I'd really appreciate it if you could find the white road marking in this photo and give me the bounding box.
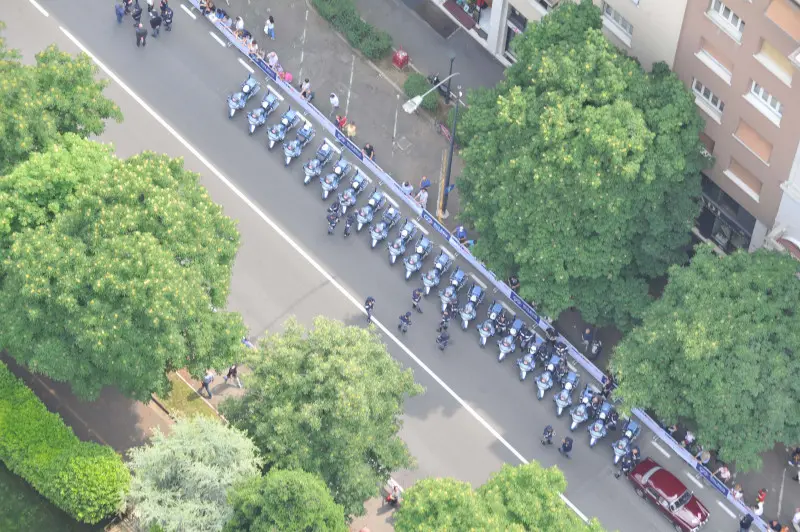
[441,247,455,259]
[237,58,254,74]
[778,467,786,517]
[323,138,341,154]
[412,220,428,236]
[180,4,196,19]
[297,10,308,83]
[685,472,704,488]
[57,24,588,522]
[385,194,399,209]
[500,301,515,314]
[470,274,487,289]
[716,500,737,519]
[28,0,49,17]
[266,84,284,101]
[209,31,226,47]
[651,440,672,458]
[345,55,355,116]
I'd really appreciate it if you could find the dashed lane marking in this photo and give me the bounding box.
[180,4,196,19]
[209,31,226,47]
[237,57,254,74]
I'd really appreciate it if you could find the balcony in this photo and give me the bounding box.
[766,0,800,42]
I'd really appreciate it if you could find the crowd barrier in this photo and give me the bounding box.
[192,4,764,527]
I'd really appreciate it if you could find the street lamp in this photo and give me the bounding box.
[441,86,462,219]
[445,52,456,104]
[401,73,460,114]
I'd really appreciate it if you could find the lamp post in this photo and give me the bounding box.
[441,86,462,218]
[445,52,456,104]
[401,73,460,114]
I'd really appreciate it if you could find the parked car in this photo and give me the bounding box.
[628,457,710,532]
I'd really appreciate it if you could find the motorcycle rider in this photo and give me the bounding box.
[614,451,635,479]
[162,5,173,30]
[343,212,356,237]
[495,311,508,335]
[411,288,423,313]
[607,410,619,431]
[518,324,533,350]
[436,330,450,350]
[397,312,412,334]
[541,425,555,446]
[364,296,375,323]
[437,309,451,333]
[326,212,339,235]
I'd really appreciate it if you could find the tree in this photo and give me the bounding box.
[611,245,800,471]
[127,416,262,532]
[395,463,604,531]
[0,135,246,400]
[220,317,423,517]
[457,0,706,329]
[0,27,121,175]
[225,469,347,532]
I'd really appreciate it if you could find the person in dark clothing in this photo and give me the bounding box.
[615,452,634,479]
[123,0,133,14]
[436,331,450,350]
[135,23,148,47]
[397,312,412,334]
[131,2,143,26]
[343,212,356,237]
[558,437,573,458]
[437,309,450,333]
[541,425,554,445]
[602,373,616,398]
[411,288,423,313]
[507,275,520,293]
[767,520,782,531]
[364,297,375,323]
[326,213,339,235]
[115,2,126,23]
[162,6,173,30]
[738,513,753,532]
[150,12,162,37]
[159,0,169,14]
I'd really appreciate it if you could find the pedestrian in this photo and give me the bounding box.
[454,225,467,244]
[436,330,450,350]
[329,93,339,117]
[507,275,520,293]
[754,501,765,517]
[159,0,168,14]
[241,337,255,349]
[756,488,768,506]
[146,0,154,12]
[135,22,148,47]
[614,451,634,479]
[695,448,711,470]
[300,78,312,99]
[682,429,696,449]
[400,181,413,195]
[414,187,429,209]
[437,309,450,333]
[581,326,594,352]
[123,0,133,14]
[602,373,616,398]
[789,447,800,467]
[364,296,375,323]
[713,464,732,486]
[132,1,143,26]
[234,15,244,32]
[731,483,744,502]
[198,369,214,398]
[162,6,173,30]
[344,121,357,139]
[335,115,347,130]
[363,143,375,161]
[150,11,162,37]
[541,425,554,445]
[223,364,242,388]
[768,520,782,531]
[792,508,800,532]
[411,288,423,313]
[397,312,412,334]
[739,513,754,532]
[419,176,431,191]
[115,2,126,23]
[558,436,573,459]
[264,15,275,40]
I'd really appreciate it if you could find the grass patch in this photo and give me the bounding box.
[157,373,217,420]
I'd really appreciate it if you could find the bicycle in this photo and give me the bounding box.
[434,121,458,149]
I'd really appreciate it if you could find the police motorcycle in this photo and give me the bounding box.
[283,123,315,166]
[247,91,280,134]
[369,207,401,249]
[303,142,335,182]
[516,352,535,381]
[268,108,302,149]
[497,317,524,362]
[355,189,386,232]
[588,402,614,448]
[459,284,484,330]
[553,371,579,417]
[612,419,641,464]
[569,385,595,431]
[335,169,366,208]
[518,324,535,352]
[536,355,563,400]
[227,75,260,119]
[439,268,466,313]
[477,301,503,348]
[317,156,353,194]
[388,220,417,265]
[421,251,452,296]
[403,236,432,280]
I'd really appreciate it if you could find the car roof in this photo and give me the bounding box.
[635,458,687,501]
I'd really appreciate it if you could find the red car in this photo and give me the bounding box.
[628,457,710,531]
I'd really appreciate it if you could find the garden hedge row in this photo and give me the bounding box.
[311,0,393,60]
[0,361,130,524]
[403,73,440,113]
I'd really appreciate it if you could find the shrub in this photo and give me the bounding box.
[360,28,392,60]
[312,0,394,60]
[404,73,439,113]
[0,361,129,523]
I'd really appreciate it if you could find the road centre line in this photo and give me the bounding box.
[56,25,589,523]
[237,57,254,74]
[180,3,197,19]
[209,31,226,47]
[29,0,49,17]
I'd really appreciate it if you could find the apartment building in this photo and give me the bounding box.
[673,0,800,253]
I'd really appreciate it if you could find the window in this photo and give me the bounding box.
[602,2,634,40]
[708,0,745,40]
[733,120,773,164]
[754,40,793,86]
[692,78,725,121]
[696,38,733,84]
[750,81,783,117]
[724,159,762,201]
[765,0,800,41]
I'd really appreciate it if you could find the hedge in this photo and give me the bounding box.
[403,73,440,113]
[311,0,393,60]
[0,360,130,524]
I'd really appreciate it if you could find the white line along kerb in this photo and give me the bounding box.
[29,0,49,17]
[56,24,590,523]
[180,3,197,19]
[237,58,254,74]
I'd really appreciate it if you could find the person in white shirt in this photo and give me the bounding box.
[329,93,339,117]
[792,507,800,532]
[234,16,244,32]
[414,188,428,209]
[400,181,413,195]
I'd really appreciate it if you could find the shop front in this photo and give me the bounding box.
[694,175,756,254]
[504,6,528,62]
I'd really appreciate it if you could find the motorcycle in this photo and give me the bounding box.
[449,268,467,292]
[460,285,484,329]
[403,236,432,280]
[267,108,302,149]
[355,189,386,232]
[247,91,280,134]
[477,319,495,348]
[438,285,458,314]
[612,420,641,464]
[497,334,516,362]
[388,220,417,265]
[569,385,595,431]
[227,75,261,119]
[369,207,400,249]
[422,251,452,295]
[303,142,336,181]
[536,355,562,400]
[330,158,354,180]
[336,170,367,211]
[518,325,535,352]
[588,418,609,448]
[553,371,579,417]
[283,123,315,166]
[516,352,535,381]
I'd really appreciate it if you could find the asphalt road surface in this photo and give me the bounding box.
[5,2,744,530]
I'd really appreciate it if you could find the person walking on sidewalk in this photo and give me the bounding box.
[199,369,214,398]
[328,93,339,118]
[146,0,154,13]
[135,23,148,47]
[150,11,162,37]
[264,15,275,40]
[397,312,412,334]
[581,326,594,353]
[223,364,242,388]
[364,296,375,323]
[411,288,423,313]
[115,2,126,23]
[162,6,173,31]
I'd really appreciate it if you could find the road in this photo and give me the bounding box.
[5,2,743,530]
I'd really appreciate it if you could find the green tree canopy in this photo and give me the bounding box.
[127,416,262,532]
[611,246,800,470]
[0,28,121,175]
[395,463,604,531]
[0,135,246,400]
[225,469,347,532]
[458,0,706,329]
[220,317,423,517]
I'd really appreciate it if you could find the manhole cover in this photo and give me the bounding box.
[396,137,412,151]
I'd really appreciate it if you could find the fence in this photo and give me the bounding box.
[191,4,764,528]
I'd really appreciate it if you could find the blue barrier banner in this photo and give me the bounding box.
[695,464,730,497]
[420,211,451,240]
[334,129,364,160]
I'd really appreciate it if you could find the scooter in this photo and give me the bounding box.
[422,251,452,296]
[247,91,280,134]
[588,418,608,448]
[477,318,495,348]
[516,352,535,381]
[267,108,302,149]
[227,75,260,119]
[553,371,579,417]
[497,334,516,363]
[283,123,315,166]
[303,141,336,181]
